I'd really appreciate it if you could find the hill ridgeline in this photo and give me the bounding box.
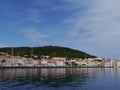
[0,46,96,59]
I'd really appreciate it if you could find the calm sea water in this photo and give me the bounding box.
[0,68,120,90]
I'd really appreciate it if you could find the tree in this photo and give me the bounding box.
[1,59,6,65]
[71,62,78,66]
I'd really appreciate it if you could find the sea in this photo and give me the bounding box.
[0,68,120,90]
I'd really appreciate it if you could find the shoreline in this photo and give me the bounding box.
[0,66,114,69]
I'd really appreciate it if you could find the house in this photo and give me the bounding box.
[104,60,111,67]
[41,58,66,66]
[116,60,120,68]
[2,59,23,66]
[41,59,56,66]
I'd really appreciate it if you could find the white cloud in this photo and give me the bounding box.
[16,9,42,24]
[0,42,8,47]
[65,0,120,58]
[28,9,42,23]
[68,30,79,37]
[20,28,49,43]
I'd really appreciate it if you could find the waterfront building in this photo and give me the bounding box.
[104,60,112,67]
[116,60,120,68]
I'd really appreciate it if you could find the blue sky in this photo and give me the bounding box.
[0,0,120,59]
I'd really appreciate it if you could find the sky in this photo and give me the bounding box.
[0,0,120,59]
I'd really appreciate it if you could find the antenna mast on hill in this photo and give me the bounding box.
[31,47,33,57]
[12,47,14,56]
[11,47,14,59]
[85,53,87,59]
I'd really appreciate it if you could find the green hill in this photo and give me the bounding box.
[0,46,96,59]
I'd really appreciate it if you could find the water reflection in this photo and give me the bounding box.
[0,68,120,90]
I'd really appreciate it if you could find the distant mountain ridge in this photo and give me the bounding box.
[0,46,96,59]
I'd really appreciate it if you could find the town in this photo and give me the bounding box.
[0,52,120,68]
